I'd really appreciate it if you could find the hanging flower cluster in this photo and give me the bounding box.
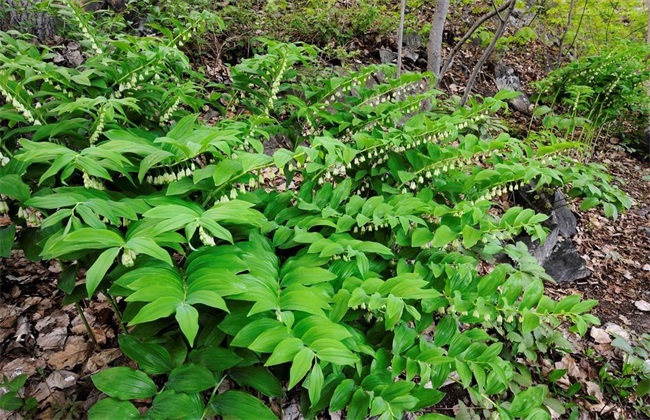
[121,248,138,267]
[82,171,105,190]
[64,0,102,55]
[265,54,288,113]
[89,105,106,145]
[159,98,181,126]
[17,207,41,227]
[0,151,9,166]
[0,78,41,125]
[198,226,215,246]
[146,163,196,186]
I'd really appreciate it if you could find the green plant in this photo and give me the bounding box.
[598,333,650,414]
[497,27,537,51]
[532,43,650,154]
[0,374,38,414]
[0,4,635,419]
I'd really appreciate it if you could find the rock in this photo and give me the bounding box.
[379,49,398,64]
[495,65,531,114]
[52,42,85,68]
[542,240,590,283]
[402,32,423,48]
[522,223,559,264]
[551,190,577,237]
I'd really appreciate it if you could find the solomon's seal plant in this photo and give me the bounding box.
[0,4,634,419]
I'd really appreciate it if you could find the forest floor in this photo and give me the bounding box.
[1,145,648,419]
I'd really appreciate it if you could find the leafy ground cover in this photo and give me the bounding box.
[0,1,649,419]
[1,147,648,418]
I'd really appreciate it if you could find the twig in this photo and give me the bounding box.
[461,0,516,106]
[439,1,510,79]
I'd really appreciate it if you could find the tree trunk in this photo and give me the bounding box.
[426,0,450,78]
[396,0,406,77]
[645,0,650,152]
[1,0,56,42]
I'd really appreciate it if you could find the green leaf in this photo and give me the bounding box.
[347,388,370,420]
[579,197,600,211]
[462,225,482,249]
[118,335,175,375]
[419,414,454,420]
[282,267,337,286]
[509,385,547,417]
[411,227,433,247]
[188,346,242,372]
[129,297,182,325]
[88,398,140,420]
[289,347,314,389]
[0,224,16,258]
[86,247,120,297]
[307,362,324,406]
[92,367,157,400]
[520,280,543,310]
[211,390,277,420]
[265,337,305,366]
[213,159,243,186]
[522,310,540,334]
[149,390,203,419]
[0,175,30,201]
[330,379,356,412]
[433,316,457,347]
[175,303,199,347]
[125,237,172,266]
[637,379,650,397]
[432,225,458,248]
[230,366,285,398]
[167,363,216,393]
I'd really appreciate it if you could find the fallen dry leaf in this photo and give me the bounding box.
[47,336,91,370]
[585,381,605,411]
[604,323,630,341]
[634,300,650,312]
[46,370,78,390]
[0,357,46,379]
[85,348,122,373]
[36,327,68,350]
[14,315,30,342]
[590,327,612,344]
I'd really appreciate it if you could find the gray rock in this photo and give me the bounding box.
[379,49,398,64]
[551,190,577,237]
[522,223,559,264]
[403,32,423,49]
[495,65,531,114]
[542,240,590,283]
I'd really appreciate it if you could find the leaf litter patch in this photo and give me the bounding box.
[0,251,124,419]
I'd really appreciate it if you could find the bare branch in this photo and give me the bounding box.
[438,1,510,80]
[461,0,516,106]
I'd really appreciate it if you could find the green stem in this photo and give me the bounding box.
[106,292,128,334]
[201,375,228,420]
[75,301,98,347]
